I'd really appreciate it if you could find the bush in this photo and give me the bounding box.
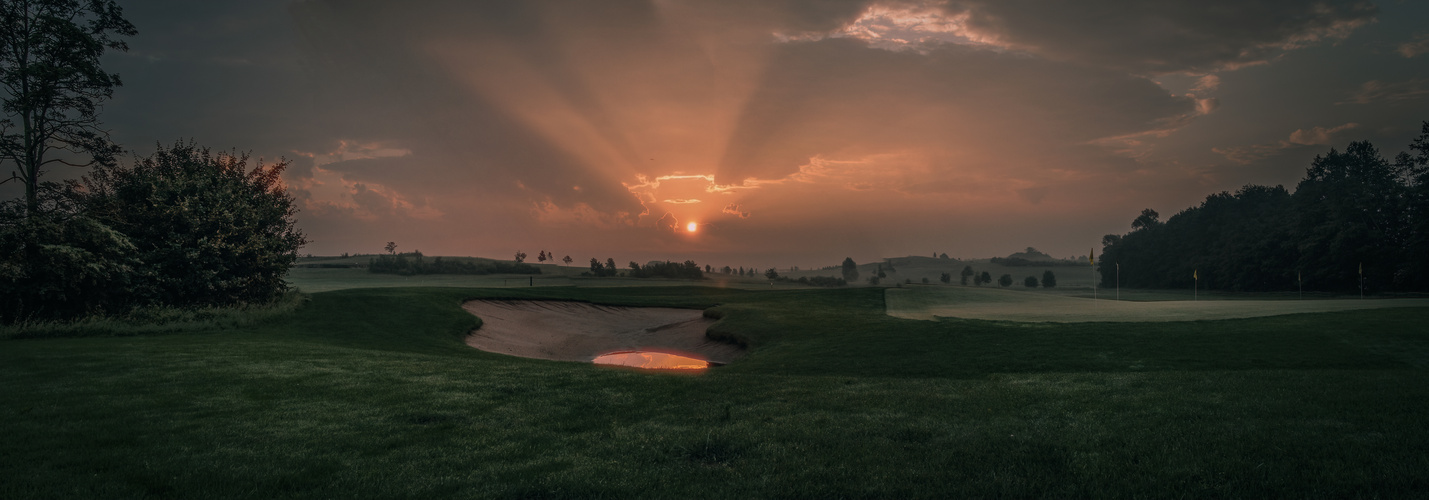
[1042,270,1058,288]
[82,141,307,308]
[0,207,140,322]
[1024,276,1039,287]
[998,274,1013,287]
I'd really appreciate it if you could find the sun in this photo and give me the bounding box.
[686,221,698,232]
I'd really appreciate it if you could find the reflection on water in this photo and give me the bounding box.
[592,351,709,370]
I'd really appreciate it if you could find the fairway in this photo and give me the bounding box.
[886,286,1429,322]
[5,285,1429,497]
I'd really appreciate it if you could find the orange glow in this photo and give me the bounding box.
[686,222,698,232]
[592,351,709,370]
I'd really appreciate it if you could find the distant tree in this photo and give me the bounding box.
[960,265,974,285]
[876,264,886,279]
[562,255,572,266]
[998,274,1013,287]
[589,257,601,274]
[764,268,779,280]
[738,266,745,276]
[514,250,526,263]
[978,271,991,286]
[722,265,732,274]
[1042,270,1057,288]
[1131,208,1161,231]
[1,0,136,218]
[705,264,712,273]
[537,251,547,263]
[605,258,616,272]
[841,257,859,282]
[628,261,640,271]
[921,277,929,284]
[939,272,951,284]
[1024,276,1039,287]
[385,241,397,255]
[939,253,949,260]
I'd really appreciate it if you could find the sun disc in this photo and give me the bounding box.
[686,222,698,232]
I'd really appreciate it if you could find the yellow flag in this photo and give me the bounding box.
[1193,269,1198,280]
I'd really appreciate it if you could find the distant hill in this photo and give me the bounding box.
[1005,247,1057,262]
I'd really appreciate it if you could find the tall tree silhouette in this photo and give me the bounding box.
[0,0,135,216]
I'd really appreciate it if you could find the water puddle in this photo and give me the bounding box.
[592,351,711,370]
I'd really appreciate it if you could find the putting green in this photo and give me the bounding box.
[886,286,1429,322]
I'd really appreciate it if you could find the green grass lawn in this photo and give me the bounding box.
[3,286,1428,497]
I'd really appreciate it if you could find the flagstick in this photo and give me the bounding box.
[1116,263,1119,301]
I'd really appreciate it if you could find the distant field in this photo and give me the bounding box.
[286,266,822,293]
[887,285,1429,322]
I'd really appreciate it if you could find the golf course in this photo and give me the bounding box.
[4,273,1427,498]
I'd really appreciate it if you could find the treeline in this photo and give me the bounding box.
[626,260,703,279]
[1100,122,1429,292]
[368,252,540,276]
[989,257,1082,267]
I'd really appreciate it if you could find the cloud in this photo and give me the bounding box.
[1191,74,1221,93]
[1213,123,1360,164]
[778,0,1377,74]
[1341,78,1429,104]
[723,204,752,218]
[1399,33,1429,58]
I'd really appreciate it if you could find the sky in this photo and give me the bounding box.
[28,0,1429,267]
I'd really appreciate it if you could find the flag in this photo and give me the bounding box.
[1359,262,1362,275]
[1089,248,1094,265]
[1193,269,1197,280]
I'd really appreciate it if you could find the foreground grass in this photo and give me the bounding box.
[3,286,1428,498]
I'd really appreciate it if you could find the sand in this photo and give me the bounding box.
[462,300,743,363]
[886,287,1429,322]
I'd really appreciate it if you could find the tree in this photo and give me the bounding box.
[1131,208,1161,231]
[998,274,1013,287]
[939,253,949,259]
[589,257,601,274]
[960,265,974,285]
[1024,276,1038,287]
[1042,270,1057,288]
[764,268,779,280]
[939,272,951,284]
[876,264,886,279]
[921,277,929,284]
[722,265,731,274]
[605,258,616,272]
[841,257,859,282]
[562,255,572,266]
[82,141,306,307]
[385,241,397,255]
[537,250,547,263]
[628,261,640,271]
[1,0,136,217]
[978,271,991,286]
[513,250,526,263]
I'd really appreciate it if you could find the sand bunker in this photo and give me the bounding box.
[886,287,1429,323]
[462,300,742,364]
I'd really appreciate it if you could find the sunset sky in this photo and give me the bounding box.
[51,0,1429,267]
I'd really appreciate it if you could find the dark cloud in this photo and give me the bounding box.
[940,0,1378,74]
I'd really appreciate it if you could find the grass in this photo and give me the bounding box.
[886,285,1429,322]
[3,285,1428,497]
